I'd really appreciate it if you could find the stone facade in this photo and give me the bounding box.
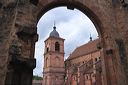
[0,0,128,85]
[42,27,65,85]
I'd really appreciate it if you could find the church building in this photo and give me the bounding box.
[42,25,65,85]
[65,38,103,85]
[42,24,103,85]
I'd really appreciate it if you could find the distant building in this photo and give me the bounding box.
[42,24,103,85]
[65,39,103,85]
[42,25,65,85]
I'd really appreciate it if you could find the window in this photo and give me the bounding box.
[95,58,97,62]
[99,57,101,60]
[46,47,49,52]
[86,76,88,80]
[55,42,60,52]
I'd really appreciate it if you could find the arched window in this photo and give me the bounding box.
[55,42,60,52]
[46,47,49,52]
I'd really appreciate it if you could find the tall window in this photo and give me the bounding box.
[46,47,49,52]
[55,42,60,52]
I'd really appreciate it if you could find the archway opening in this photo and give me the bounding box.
[33,1,105,84]
[34,6,99,76]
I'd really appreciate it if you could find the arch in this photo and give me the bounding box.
[35,1,127,85]
[1,0,127,85]
[37,1,103,37]
[55,42,60,52]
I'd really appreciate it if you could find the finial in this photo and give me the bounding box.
[90,34,92,41]
[53,21,56,30]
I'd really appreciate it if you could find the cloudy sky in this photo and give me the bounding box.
[33,7,98,77]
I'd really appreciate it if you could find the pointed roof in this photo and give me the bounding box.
[67,38,99,60]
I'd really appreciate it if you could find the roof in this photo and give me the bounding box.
[49,26,59,38]
[66,38,100,60]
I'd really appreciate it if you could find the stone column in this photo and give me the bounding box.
[102,34,118,85]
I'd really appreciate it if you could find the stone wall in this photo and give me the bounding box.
[0,0,38,85]
[0,0,18,84]
[0,0,127,85]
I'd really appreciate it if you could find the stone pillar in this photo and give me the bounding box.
[5,27,38,84]
[0,0,18,84]
[4,0,39,84]
[102,35,118,85]
[5,19,38,85]
[5,56,36,85]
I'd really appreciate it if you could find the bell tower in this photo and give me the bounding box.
[43,24,65,85]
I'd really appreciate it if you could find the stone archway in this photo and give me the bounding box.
[0,0,128,85]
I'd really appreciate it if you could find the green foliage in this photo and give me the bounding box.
[33,75,43,80]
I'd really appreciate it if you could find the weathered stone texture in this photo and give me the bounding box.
[36,0,128,85]
[0,0,18,84]
[0,0,128,85]
[0,0,38,85]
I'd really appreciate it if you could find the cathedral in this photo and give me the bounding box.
[42,25,103,85]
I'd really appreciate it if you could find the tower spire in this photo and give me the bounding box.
[90,34,92,41]
[53,21,56,30]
